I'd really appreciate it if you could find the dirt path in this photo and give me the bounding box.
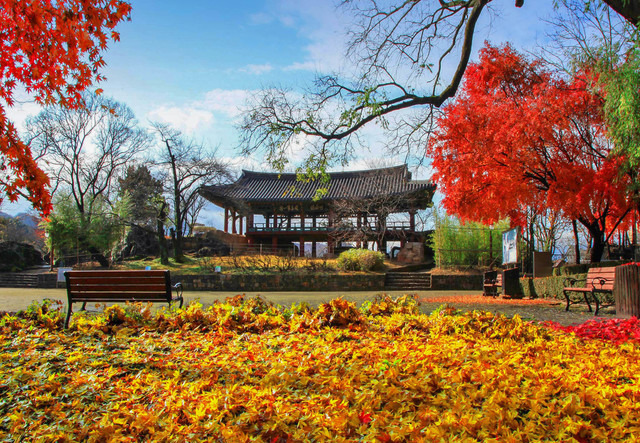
[0,288,613,326]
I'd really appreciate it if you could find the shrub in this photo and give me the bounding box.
[553,261,623,276]
[336,248,385,271]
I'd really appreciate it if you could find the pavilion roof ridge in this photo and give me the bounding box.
[239,164,409,179]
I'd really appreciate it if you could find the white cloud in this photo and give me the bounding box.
[147,106,214,134]
[247,1,350,74]
[200,89,252,118]
[250,12,273,25]
[5,100,42,132]
[240,63,274,75]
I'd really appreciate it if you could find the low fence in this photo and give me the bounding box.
[0,271,485,292]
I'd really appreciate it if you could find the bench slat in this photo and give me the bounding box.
[65,270,168,277]
[67,276,167,284]
[68,284,168,292]
[69,292,171,299]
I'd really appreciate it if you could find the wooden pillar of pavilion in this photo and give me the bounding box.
[231,211,237,234]
[299,237,305,257]
[357,213,362,248]
[312,242,317,258]
[224,208,229,233]
[239,216,243,235]
[247,213,254,230]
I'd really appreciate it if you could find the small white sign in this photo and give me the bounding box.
[502,228,520,265]
[57,268,73,282]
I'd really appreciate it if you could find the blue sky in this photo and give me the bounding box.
[4,0,558,226]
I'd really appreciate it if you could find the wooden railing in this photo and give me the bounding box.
[247,221,414,233]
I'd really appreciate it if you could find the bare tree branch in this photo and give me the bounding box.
[240,0,489,170]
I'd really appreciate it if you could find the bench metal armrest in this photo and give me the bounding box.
[591,277,612,290]
[563,277,585,287]
[173,282,184,308]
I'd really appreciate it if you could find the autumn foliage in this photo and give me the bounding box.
[1,296,640,441]
[0,0,131,214]
[427,44,632,261]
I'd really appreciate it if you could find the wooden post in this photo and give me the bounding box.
[614,264,640,318]
[224,208,229,233]
[247,213,254,230]
[272,236,278,254]
[409,210,416,231]
[239,216,243,235]
[231,211,237,234]
[299,237,305,257]
[312,241,317,258]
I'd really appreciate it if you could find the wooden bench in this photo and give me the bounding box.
[563,267,616,315]
[64,270,183,328]
[483,271,502,297]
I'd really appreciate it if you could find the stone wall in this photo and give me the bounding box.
[431,274,483,291]
[175,273,386,292]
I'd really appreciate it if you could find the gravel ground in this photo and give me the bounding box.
[0,288,615,326]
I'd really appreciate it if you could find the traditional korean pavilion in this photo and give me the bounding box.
[199,165,435,256]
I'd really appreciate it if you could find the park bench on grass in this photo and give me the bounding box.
[483,271,502,297]
[64,270,183,328]
[563,267,616,315]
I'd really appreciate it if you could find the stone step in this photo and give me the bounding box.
[384,272,432,290]
[0,273,40,288]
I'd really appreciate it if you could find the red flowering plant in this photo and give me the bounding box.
[545,317,640,344]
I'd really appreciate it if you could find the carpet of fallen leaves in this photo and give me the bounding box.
[419,295,556,305]
[1,295,640,442]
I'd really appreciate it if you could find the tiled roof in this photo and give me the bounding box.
[200,165,435,205]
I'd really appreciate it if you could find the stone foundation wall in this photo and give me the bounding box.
[431,274,483,291]
[175,273,386,292]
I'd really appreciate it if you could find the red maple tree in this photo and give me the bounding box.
[0,0,131,215]
[427,43,632,262]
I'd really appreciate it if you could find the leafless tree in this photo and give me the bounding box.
[152,123,232,262]
[240,0,640,172]
[26,93,150,216]
[541,0,635,73]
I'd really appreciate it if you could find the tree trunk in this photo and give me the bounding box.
[156,201,169,265]
[586,222,606,263]
[572,220,580,264]
[170,150,185,263]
